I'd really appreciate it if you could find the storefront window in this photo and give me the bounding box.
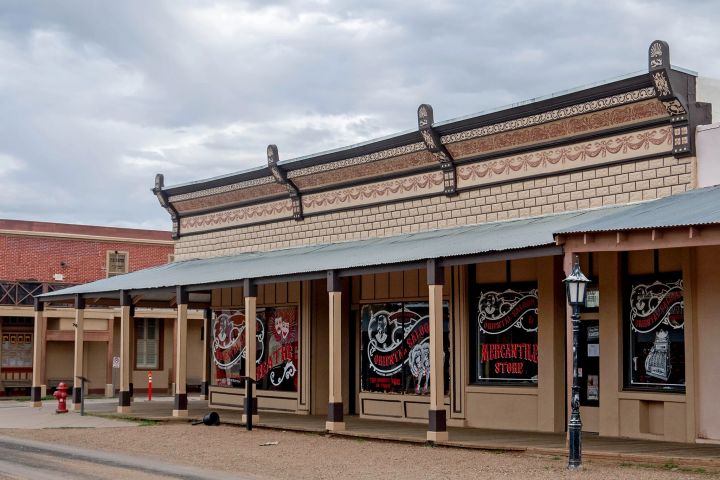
[212,306,299,391]
[360,302,449,395]
[625,275,685,391]
[470,283,539,385]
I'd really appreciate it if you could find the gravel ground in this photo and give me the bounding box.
[4,424,717,479]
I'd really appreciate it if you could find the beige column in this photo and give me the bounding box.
[242,280,259,424]
[201,307,212,401]
[173,287,189,417]
[31,299,45,407]
[326,270,344,431]
[118,291,132,413]
[72,295,85,411]
[426,260,447,442]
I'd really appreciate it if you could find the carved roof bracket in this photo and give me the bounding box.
[648,40,700,157]
[153,173,180,239]
[418,104,457,196]
[267,145,304,220]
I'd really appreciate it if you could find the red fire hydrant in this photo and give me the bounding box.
[53,382,69,414]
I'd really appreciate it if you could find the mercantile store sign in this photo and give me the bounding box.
[35,41,720,445]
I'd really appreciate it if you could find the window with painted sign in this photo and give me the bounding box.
[625,274,685,391]
[470,283,539,385]
[360,302,449,395]
[212,306,298,392]
[1,330,33,368]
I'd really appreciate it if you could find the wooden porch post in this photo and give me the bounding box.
[326,270,345,431]
[72,295,85,410]
[118,291,133,413]
[173,286,189,417]
[31,298,45,407]
[105,316,114,397]
[201,307,212,401]
[242,279,259,424]
[427,259,448,442]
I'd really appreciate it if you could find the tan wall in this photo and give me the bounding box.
[45,342,73,383]
[597,249,691,442]
[695,246,720,441]
[464,257,565,432]
[175,156,692,260]
[84,341,107,392]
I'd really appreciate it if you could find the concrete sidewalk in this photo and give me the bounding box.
[0,401,138,429]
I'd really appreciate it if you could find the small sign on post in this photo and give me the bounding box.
[112,356,121,369]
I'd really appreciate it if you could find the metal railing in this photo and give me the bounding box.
[0,281,75,306]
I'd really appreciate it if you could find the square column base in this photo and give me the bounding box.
[326,421,346,432]
[172,409,188,417]
[40,385,47,397]
[117,405,132,414]
[32,401,43,408]
[200,395,208,401]
[72,403,82,411]
[241,414,260,424]
[105,384,114,397]
[426,431,448,442]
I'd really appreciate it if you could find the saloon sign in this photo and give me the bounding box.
[477,287,538,334]
[629,279,684,333]
[366,307,431,393]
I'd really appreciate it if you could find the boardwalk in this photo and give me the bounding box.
[78,396,720,468]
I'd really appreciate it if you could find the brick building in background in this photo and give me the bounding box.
[0,220,174,395]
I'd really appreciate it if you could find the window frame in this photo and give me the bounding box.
[469,281,540,387]
[622,272,685,393]
[106,250,129,278]
[134,318,164,371]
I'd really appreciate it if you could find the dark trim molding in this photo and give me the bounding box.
[327,402,343,422]
[174,393,188,411]
[119,390,131,407]
[428,409,447,432]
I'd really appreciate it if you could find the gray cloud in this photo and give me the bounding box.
[0,0,718,229]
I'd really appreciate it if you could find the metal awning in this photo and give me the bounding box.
[39,184,720,301]
[555,185,720,234]
[38,206,623,300]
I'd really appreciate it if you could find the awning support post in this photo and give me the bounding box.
[326,270,345,432]
[201,307,212,401]
[118,291,133,413]
[31,299,45,407]
[72,295,86,411]
[426,259,448,442]
[172,286,189,417]
[242,279,259,425]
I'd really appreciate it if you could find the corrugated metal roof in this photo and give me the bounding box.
[39,206,621,298]
[555,185,720,234]
[40,185,720,299]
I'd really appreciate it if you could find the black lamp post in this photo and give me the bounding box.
[563,256,590,470]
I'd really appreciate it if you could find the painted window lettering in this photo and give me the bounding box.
[212,306,298,392]
[626,276,685,390]
[360,302,449,395]
[472,284,539,385]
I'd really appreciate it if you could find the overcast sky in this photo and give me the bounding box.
[1,1,719,230]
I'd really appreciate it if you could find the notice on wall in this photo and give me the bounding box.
[586,374,599,401]
[1,333,33,368]
[587,343,599,358]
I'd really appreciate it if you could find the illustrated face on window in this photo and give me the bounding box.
[273,316,289,340]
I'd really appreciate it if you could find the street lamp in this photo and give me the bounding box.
[563,256,590,470]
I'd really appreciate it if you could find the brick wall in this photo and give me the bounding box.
[0,235,173,283]
[175,155,694,260]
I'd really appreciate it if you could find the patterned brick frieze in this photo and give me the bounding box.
[180,198,293,234]
[445,99,667,160]
[292,150,436,190]
[440,87,656,144]
[174,155,693,261]
[173,182,286,214]
[456,126,672,189]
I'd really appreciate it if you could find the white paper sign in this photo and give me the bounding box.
[587,343,600,358]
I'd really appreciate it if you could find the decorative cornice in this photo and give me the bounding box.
[267,145,303,220]
[286,142,427,179]
[441,87,656,145]
[648,40,691,157]
[168,176,275,203]
[418,104,457,196]
[153,174,180,239]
